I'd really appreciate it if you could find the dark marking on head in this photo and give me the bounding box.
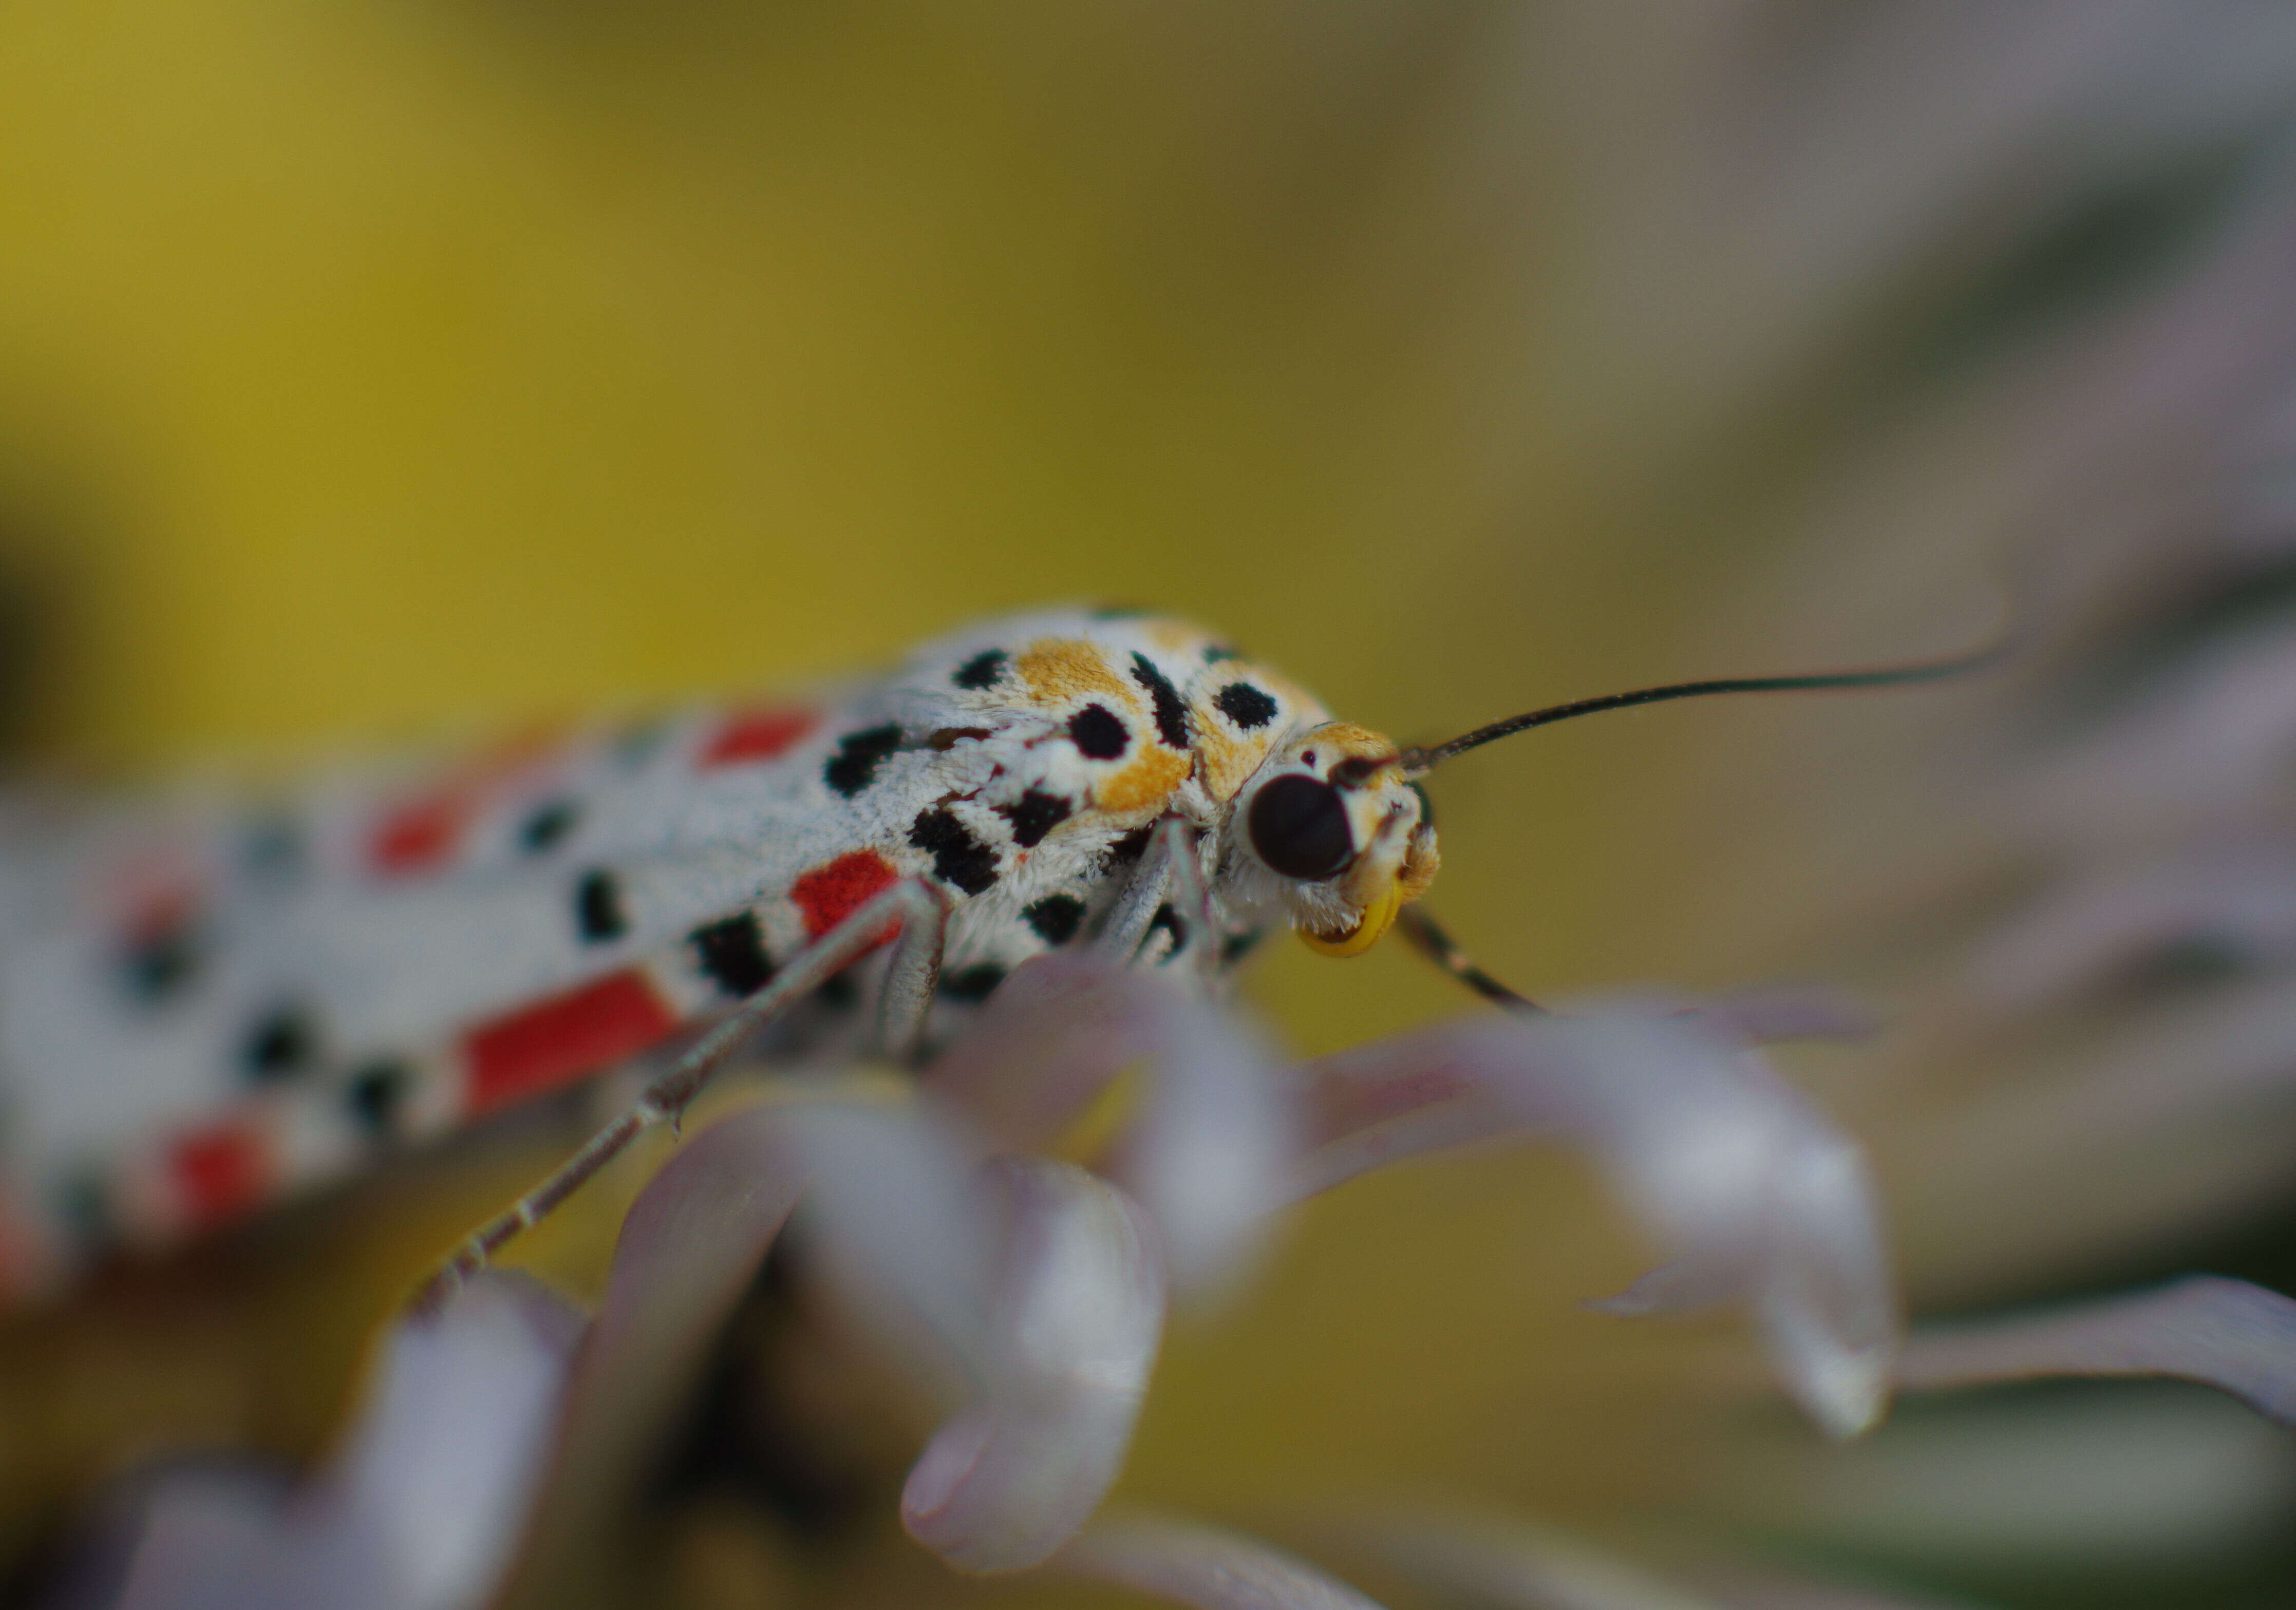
[998,788,1072,848]
[824,724,905,797]
[689,912,774,999]
[1100,824,1156,871]
[520,799,580,855]
[1331,755,1387,788]
[910,808,1000,895]
[576,869,629,943]
[1406,780,1435,826]
[243,1007,317,1082]
[1024,894,1086,946]
[1068,704,1130,761]
[1215,683,1278,730]
[952,649,1008,690]
[348,1060,411,1138]
[939,963,1007,1001]
[1130,653,1192,749]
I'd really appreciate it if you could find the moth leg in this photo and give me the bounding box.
[874,882,951,1064]
[1096,815,1196,963]
[412,876,947,1311]
[1156,817,1220,979]
[1395,904,1547,1014]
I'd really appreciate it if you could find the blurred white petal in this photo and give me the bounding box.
[110,1273,582,1610]
[1897,1275,2296,1422]
[1286,1013,1898,1437]
[789,1101,998,1394]
[1054,1510,1386,1610]
[901,1159,1164,1573]
[926,952,1294,1300]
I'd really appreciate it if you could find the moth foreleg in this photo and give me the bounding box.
[411,875,947,1312]
[1097,815,1202,965]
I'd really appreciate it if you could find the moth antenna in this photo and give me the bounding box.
[1398,600,2017,778]
[1397,905,1547,1014]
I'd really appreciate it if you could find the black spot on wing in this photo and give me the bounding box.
[243,1007,317,1082]
[239,813,303,881]
[824,724,904,797]
[689,912,774,998]
[576,869,628,943]
[1024,894,1085,946]
[1130,653,1192,749]
[348,1060,412,1138]
[998,788,1071,848]
[519,799,580,854]
[120,925,200,1004]
[1203,643,1240,664]
[1068,704,1130,761]
[910,808,1000,895]
[938,963,1007,1001]
[1215,683,1278,730]
[952,649,1008,690]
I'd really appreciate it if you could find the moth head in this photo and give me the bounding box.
[1235,723,1440,958]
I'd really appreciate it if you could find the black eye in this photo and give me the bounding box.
[1248,774,1354,881]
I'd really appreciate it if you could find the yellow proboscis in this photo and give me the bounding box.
[1297,879,1404,958]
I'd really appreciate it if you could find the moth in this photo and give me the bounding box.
[0,606,1989,1303]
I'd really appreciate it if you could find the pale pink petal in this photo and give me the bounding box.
[926,952,1293,1299]
[901,1159,1164,1573]
[1964,849,2296,1013]
[786,1101,998,1397]
[1117,992,1293,1298]
[108,1272,582,1610]
[1285,1014,1898,1436]
[1897,1275,2296,1422]
[502,1108,812,1605]
[319,1274,582,1610]
[924,953,1165,1149]
[1053,1510,1387,1610]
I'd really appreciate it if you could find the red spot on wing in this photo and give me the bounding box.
[463,971,682,1116]
[790,850,899,941]
[170,1124,271,1228]
[370,795,466,875]
[699,708,818,768]
[368,727,570,877]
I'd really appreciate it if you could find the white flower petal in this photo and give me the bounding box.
[322,1274,584,1610]
[902,1159,1164,1573]
[1119,993,1293,1299]
[788,1101,998,1391]
[1897,1274,2296,1423]
[1053,1510,1387,1610]
[926,951,1294,1300]
[1286,1012,1900,1436]
[108,1273,584,1610]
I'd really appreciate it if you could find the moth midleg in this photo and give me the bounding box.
[1096,813,1188,961]
[1155,816,1220,979]
[412,876,947,1310]
[874,886,951,1065]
